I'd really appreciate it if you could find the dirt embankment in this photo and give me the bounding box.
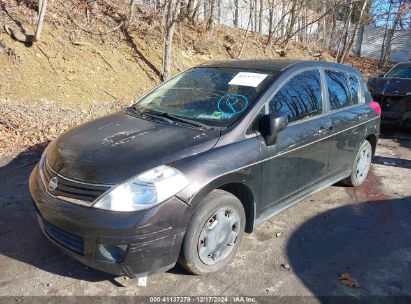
[0,1,387,158]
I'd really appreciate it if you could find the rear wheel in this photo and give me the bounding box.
[344,140,372,187]
[178,189,245,275]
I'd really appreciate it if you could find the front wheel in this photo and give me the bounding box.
[343,139,373,187]
[178,189,245,275]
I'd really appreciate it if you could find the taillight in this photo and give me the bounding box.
[370,101,381,116]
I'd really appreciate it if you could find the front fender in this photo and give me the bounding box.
[170,136,262,228]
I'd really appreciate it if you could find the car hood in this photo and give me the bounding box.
[46,110,221,184]
[367,77,411,97]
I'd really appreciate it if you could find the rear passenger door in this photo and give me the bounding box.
[325,70,367,176]
[259,69,332,214]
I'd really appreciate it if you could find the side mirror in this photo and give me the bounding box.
[377,72,385,77]
[259,111,288,146]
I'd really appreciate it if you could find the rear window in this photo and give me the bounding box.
[325,70,351,110]
[269,69,323,123]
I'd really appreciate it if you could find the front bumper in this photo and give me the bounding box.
[381,111,411,128]
[29,165,192,278]
[376,95,411,128]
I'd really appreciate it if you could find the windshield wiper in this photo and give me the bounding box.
[163,113,211,130]
[134,106,211,130]
[131,106,173,124]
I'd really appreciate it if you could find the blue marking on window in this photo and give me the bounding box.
[217,94,249,115]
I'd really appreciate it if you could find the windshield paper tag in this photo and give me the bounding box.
[228,72,268,87]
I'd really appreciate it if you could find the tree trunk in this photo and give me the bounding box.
[254,0,258,32]
[249,1,254,32]
[163,0,181,81]
[379,0,393,67]
[237,9,253,58]
[266,0,275,45]
[192,0,201,22]
[282,1,298,48]
[128,0,138,28]
[354,25,364,56]
[258,0,263,34]
[34,0,47,41]
[163,22,175,81]
[340,0,368,63]
[381,0,403,66]
[206,0,216,32]
[234,0,239,27]
[335,2,353,63]
[217,0,221,23]
[328,10,336,49]
[186,0,198,21]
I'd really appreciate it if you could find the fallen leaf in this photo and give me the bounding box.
[339,273,360,288]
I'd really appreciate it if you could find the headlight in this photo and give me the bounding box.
[93,165,189,211]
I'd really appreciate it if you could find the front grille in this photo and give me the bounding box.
[42,161,110,204]
[43,220,85,255]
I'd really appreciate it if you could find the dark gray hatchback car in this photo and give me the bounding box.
[29,59,381,278]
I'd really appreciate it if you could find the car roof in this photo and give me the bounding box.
[197,59,359,73]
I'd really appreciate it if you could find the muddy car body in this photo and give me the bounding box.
[30,59,381,278]
[367,61,411,128]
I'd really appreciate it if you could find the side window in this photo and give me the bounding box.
[326,70,351,110]
[269,70,323,123]
[349,74,359,105]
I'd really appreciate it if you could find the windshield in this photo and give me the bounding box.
[134,67,277,128]
[385,65,411,79]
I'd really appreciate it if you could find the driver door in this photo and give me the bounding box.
[258,69,332,217]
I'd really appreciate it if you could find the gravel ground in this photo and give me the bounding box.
[0,126,410,301]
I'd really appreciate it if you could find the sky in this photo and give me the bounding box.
[371,0,410,29]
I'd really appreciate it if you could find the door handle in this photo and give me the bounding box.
[318,126,334,135]
[358,113,368,120]
[318,126,328,135]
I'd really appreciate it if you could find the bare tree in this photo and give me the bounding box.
[266,0,276,45]
[254,0,258,32]
[380,0,405,67]
[266,0,291,49]
[237,7,253,58]
[339,0,369,63]
[234,0,239,27]
[282,1,300,49]
[206,0,217,32]
[258,0,263,33]
[163,0,182,81]
[5,0,48,42]
[34,0,48,41]
[379,0,394,67]
[335,2,354,62]
[186,0,198,21]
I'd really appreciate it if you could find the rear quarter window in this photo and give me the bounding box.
[349,74,360,105]
[325,70,351,110]
[360,77,373,103]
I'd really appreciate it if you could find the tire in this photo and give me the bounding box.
[343,139,373,187]
[178,189,246,275]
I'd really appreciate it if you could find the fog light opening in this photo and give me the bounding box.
[96,243,128,263]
